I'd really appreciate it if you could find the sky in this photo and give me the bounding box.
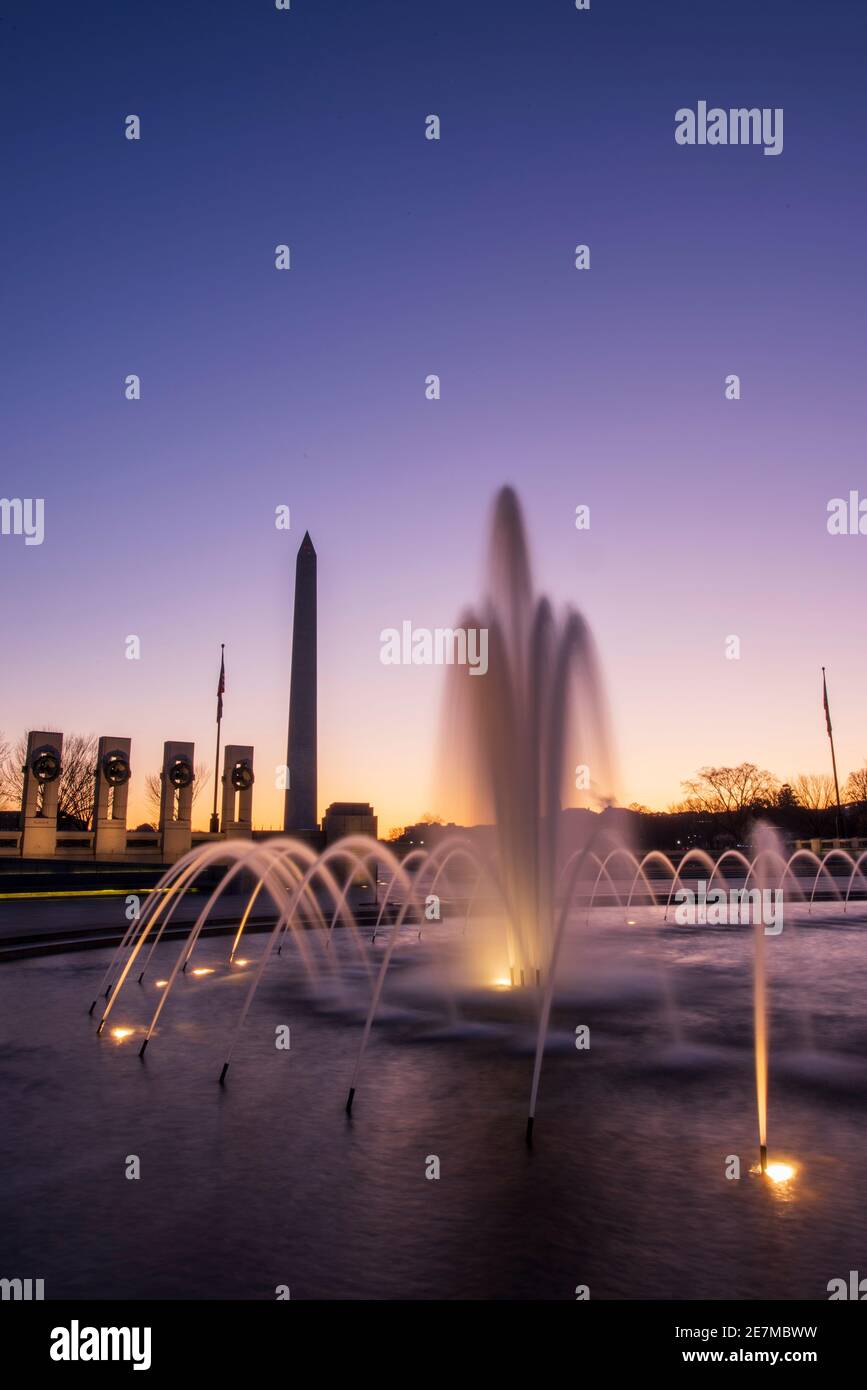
[1,0,866,833]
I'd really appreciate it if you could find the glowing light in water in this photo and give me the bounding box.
[233,959,249,967]
[110,1027,134,1041]
[155,980,168,988]
[765,1162,795,1184]
[492,976,512,989]
[191,967,214,977]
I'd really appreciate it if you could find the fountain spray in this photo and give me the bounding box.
[752,826,775,1176]
[755,910,768,1172]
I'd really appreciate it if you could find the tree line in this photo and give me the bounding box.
[628,762,867,843]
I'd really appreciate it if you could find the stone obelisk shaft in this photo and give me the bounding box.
[283,532,317,832]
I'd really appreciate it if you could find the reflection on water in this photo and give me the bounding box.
[2,913,867,1300]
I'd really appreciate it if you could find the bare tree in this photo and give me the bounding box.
[843,764,867,805]
[790,773,836,811]
[680,764,780,835]
[143,763,211,824]
[0,737,20,812]
[0,731,98,826]
[786,772,837,835]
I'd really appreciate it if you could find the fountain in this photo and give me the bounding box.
[90,488,867,1176]
[435,485,616,987]
[4,485,867,1303]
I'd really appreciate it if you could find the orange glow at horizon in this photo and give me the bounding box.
[5,511,861,843]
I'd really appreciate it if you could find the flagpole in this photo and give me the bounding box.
[210,643,225,834]
[822,666,843,841]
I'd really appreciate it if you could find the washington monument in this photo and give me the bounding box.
[283,531,318,832]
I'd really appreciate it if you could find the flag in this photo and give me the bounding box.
[216,647,226,723]
[822,668,832,738]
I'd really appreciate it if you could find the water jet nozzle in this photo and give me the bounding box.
[219,1062,229,1085]
[525,1116,534,1147]
[345,1087,355,1115]
[760,1144,768,1174]
[138,1038,149,1060]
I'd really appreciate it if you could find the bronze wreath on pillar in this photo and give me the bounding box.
[230,759,254,792]
[29,744,62,784]
[102,750,132,786]
[166,756,194,790]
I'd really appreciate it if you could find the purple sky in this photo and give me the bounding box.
[1,0,865,831]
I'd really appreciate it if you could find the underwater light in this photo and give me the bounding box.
[765,1162,795,1184]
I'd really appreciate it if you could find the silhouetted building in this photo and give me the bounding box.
[323,802,377,844]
